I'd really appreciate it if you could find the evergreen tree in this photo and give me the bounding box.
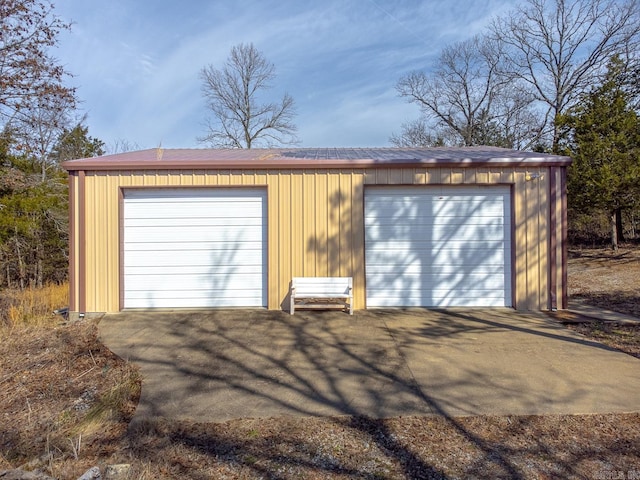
[0,125,104,287]
[559,57,640,249]
[49,124,105,163]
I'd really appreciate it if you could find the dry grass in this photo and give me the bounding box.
[0,282,69,332]
[2,258,640,479]
[0,317,140,479]
[120,413,640,479]
[565,246,640,359]
[568,321,640,359]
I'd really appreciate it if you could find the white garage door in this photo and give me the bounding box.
[365,186,511,307]
[123,188,267,308]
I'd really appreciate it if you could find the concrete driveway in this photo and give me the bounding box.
[98,308,640,422]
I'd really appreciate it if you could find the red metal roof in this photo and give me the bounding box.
[62,146,572,171]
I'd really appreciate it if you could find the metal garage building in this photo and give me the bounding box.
[63,147,571,318]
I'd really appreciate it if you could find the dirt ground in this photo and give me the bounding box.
[563,247,640,360]
[568,246,640,318]
[1,247,640,479]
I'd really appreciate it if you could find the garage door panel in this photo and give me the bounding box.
[125,217,263,228]
[369,288,507,300]
[366,264,506,275]
[124,240,264,252]
[124,225,263,243]
[125,286,261,296]
[124,250,264,267]
[368,217,507,230]
[126,205,262,220]
[127,290,262,308]
[125,195,262,204]
[125,192,261,202]
[125,264,265,275]
[366,210,506,221]
[365,186,511,308]
[366,270,508,286]
[366,199,506,217]
[365,225,504,245]
[123,188,266,308]
[125,296,265,309]
[124,273,265,291]
[127,198,261,207]
[366,248,508,267]
[367,294,506,308]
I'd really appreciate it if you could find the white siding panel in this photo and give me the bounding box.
[365,186,511,307]
[123,188,267,308]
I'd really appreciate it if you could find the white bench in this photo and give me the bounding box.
[290,277,353,315]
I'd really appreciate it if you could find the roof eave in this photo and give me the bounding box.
[62,157,572,172]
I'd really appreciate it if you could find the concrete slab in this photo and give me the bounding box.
[98,308,640,422]
[568,297,640,324]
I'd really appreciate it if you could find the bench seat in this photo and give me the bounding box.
[290,277,353,315]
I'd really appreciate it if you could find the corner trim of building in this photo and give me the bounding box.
[78,170,86,314]
[68,173,77,312]
[560,167,569,309]
[549,167,558,311]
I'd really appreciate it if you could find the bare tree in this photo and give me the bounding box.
[480,85,545,149]
[199,43,298,149]
[396,34,542,149]
[490,0,640,152]
[9,96,75,180]
[108,138,141,154]
[389,118,447,147]
[0,0,76,124]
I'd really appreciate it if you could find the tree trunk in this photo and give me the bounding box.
[14,234,25,289]
[552,111,561,154]
[36,257,43,288]
[615,207,625,243]
[35,231,44,288]
[610,211,619,251]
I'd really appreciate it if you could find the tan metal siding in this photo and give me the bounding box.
[106,174,120,312]
[266,172,279,308]
[536,170,550,309]
[302,171,315,276]
[74,166,557,313]
[291,172,304,285]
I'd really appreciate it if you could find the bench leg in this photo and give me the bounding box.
[290,298,295,315]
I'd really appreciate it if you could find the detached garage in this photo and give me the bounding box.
[63,147,571,318]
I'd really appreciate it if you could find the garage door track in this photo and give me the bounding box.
[98,309,640,422]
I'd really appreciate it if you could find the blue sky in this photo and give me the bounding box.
[55,0,515,150]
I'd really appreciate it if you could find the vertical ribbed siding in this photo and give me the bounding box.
[106,174,120,312]
[277,171,292,307]
[513,171,527,309]
[302,171,315,277]
[76,166,557,313]
[266,172,279,308]
[537,170,550,309]
[83,174,95,311]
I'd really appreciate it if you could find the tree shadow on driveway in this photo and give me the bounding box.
[99,308,640,479]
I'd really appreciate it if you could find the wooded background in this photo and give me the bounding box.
[1,0,639,289]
